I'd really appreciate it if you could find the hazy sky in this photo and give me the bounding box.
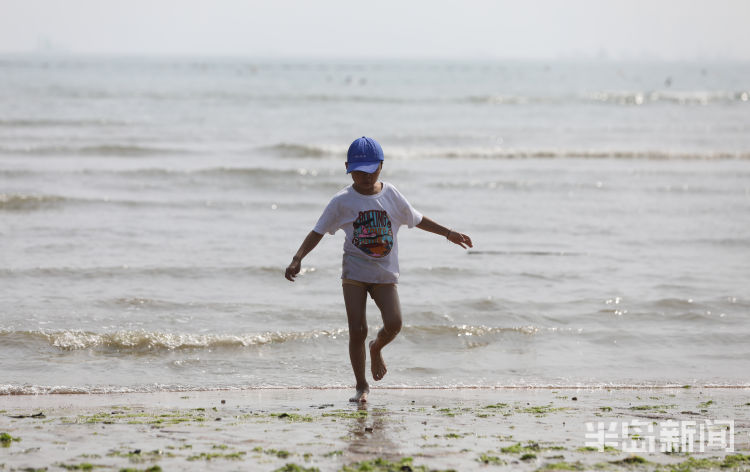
[2,0,749,60]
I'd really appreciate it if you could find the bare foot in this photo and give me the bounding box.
[369,340,387,381]
[349,387,369,403]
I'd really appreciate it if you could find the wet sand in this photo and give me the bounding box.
[1,388,748,471]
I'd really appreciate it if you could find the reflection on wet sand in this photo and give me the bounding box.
[343,402,401,459]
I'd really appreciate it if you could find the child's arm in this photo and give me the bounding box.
[285,230,324,282]
[416,216,473,249]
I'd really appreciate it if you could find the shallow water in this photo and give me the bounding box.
[1,57,749,393]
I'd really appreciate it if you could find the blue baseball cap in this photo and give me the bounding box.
[346,136,384,174]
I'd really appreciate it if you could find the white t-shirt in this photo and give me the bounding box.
[313,182,423,284]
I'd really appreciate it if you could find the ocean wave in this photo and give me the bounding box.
[116,166,314,178]
[0,325,539,353]
[0,264,287,280]
[405,324,539,337]
[0,384,171,395]
[0,144,193,157]
[0,193,69,211]
[8,88,746,106]
[3,382,748,396]
[0,328,348,352]
[0,192,304,212]
[467,250,582,256]
[471,90,750,106]
[0,193,156,212]
[637,296,748,311]
[262,143,750,160]
[262,142,343,158]
[0,118,130,128]
[588,90,750,106]
[690,237,750,247]
[6,86,426,103]
[244,89,750,107]
[264,93,414,104]
[5,141,748,162]
[0,383,361,395]
[3,166,336,181]
[418,148,750,160]
[412,266,472,275]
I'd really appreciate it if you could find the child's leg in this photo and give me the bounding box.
[342,283,369,402]
[369,284,402,381]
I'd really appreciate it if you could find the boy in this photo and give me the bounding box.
[285,136,472,403]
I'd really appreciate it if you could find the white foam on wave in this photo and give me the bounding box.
[3,382,749,396]
[264,142,750,161]
[0,328,348,351]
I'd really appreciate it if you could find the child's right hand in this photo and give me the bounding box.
[285,259,301,282]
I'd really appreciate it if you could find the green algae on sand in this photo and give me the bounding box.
[341,457,455,472]
[273,412,315,422]
[322,409,368,420]
[610,455,648,465]
[273,464,321,472]
[502,441,565,454]
[186,451,246,461]
[477,453,505,465]
[252,446,293,459]
[536,461,584,471]
[656,454,750,471]
[119,466,163,472]
[519,404,568,416]
[1,432,21,446]
[57,463,99,470]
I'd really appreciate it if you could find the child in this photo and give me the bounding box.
[285,136,472,403]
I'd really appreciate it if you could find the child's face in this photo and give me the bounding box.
[346,162,383,193]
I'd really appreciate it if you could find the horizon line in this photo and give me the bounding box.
[1,51,749,64]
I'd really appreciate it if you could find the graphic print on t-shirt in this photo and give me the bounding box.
[352,210,393,258]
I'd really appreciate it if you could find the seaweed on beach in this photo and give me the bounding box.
[7,412,46,419]
[628,405,677,413]
[520,404,568,416]
[273,412,315,422]
[106,449,173,463]
[273,464,320,472]
[322,409,368,419]
[477,453,505,465]
[186,451,246,461]
[610,455,648,465]
[501,442,565,454]
[535,461,584,471]
[650,454,750,472]
[340,457,455,472]
[1,432,21,446]
[252,446,292,458]
[61,409,207,426]
[576,445,618,453]
[57,463,99,470]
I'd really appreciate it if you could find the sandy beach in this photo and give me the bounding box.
[1,387,748,471]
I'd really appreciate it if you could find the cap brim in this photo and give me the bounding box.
[346,161,381,174]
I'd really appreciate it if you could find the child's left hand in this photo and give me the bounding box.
[285,259,301,281]
[447,231,472,249]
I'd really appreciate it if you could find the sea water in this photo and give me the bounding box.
[1,57,749,393]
